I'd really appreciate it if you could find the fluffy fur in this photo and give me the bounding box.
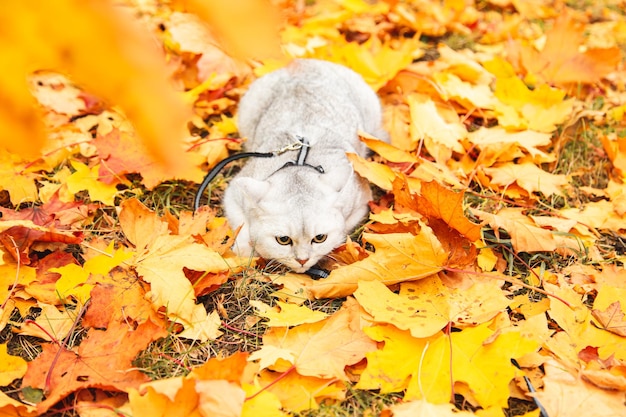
[223,59,387,272]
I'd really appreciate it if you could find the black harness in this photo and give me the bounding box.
[193,136,323,211]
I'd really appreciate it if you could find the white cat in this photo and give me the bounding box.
[223,59,387,273]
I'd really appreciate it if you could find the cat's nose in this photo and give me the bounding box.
[296,258,309,266]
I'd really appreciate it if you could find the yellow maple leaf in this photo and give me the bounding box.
[467,127,554,166]
[0,343,27,386]
[404,322,539,408]
[132,234,234,340]
[308,229,447,299]
[250,300,328,327]
[250,298,376,379]
[52,263,92,305]
[356,324,434,393]
[447,280,511,326]
[314,36,419,90]
[484,57,576,132]
[346,153,399,190]
[128,377,206,417]
[483,162,568,196]
[241,383,288,417]
[83,242,134,276]
[0,151,39,205]
[433,72,498,110]
[66,160,119,205]
[534,359,626,417]
[353,278,449,338]
[257,370,345,412]
[408,94,466,164]
[544,281,626,364]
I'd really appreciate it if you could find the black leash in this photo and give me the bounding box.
[193,151,273,211]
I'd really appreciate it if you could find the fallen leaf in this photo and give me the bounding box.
[387,399,476,417]
[66,160,120,205]
[250,298,377,379]
[18,304,75,341]
[256,370,345,412]
[307,229,448,299]
[356,324,434,393]
[472,208,557,252]
[353,278,449,338]
[533,359,626,417]
[250,300,328,327]
[483,162,568,197]
[408,94,466,164]
[516,12,622,85]
[0,343,28,387]
[23,318,166,414]
[394,177,482,242]
[591,295,626,337]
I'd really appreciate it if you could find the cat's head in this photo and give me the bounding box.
[229,168,352,272]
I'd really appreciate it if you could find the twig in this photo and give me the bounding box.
[245,365,297,401]
[44,299,91,395]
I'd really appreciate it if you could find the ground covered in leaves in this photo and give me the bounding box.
[1,0,626,416]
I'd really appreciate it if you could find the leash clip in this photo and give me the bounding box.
[275,137,307,155]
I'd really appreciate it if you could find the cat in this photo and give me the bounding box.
[222,59,387,273]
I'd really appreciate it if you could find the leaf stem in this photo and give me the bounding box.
[244,365,297,401]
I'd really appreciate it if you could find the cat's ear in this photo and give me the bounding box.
[229,177,270,205]
[319,164,352,192]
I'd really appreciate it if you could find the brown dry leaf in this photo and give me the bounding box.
[533,359,626,417]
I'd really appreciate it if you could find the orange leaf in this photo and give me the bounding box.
[307,230,447,299]
[0,224,83,265]
[23,318,166,414]
[517,12,621,85]
[189,352,249,382]
[394,177,481,242]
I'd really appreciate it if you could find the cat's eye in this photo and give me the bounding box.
[275,236,293,246]
[311,234,327,244]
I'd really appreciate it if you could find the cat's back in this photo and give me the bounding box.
[237,59,386,151]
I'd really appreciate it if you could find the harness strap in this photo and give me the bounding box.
[194,135,324,211]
